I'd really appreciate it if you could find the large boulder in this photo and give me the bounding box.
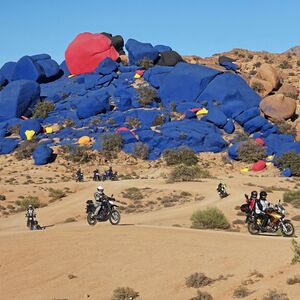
[32,145,54,165]
[19,119,41,140]
[65,32,119,75]
[260,93,296,120]
[0,138,19,154]
[254,64,281,91]
[0,80,40,121]
[250,77,273,97]
[0,61,17,81]
[277,83,298,99]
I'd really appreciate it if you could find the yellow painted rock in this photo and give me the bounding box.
[78,136,91,145]
[240,167,249,173]
[25,130,35,140]
[45,127,53,134]
[134,73,141,79]
[196,108,208,115]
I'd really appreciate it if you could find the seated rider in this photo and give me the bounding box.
[217,182,226,191]
[92,186,108,217]
[254,191,271,231]
[26,204,35,218]
[246,190,258,212]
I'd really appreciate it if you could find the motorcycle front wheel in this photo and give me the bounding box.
[87,213,97,226]
[109,210,121,225]
[248,223,259,235]
[280,221,294,237]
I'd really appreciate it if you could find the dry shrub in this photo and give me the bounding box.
[8,124,20,135]
[152,115,165,126]
[48,188,66,201]
[291,239,300,265]
[286,275,300,285]
[168,165,210,183]
[283,190,300,208]
[191,207,230,230]
[60,145,94,163]
[111,287,139,300]
[273,120,296,137]
[15,139,38,160]
[133,143,149,160]
[163,147,199,166]
[136,58,153,69]
[20,195,40,210]
[32,100,55,118]
[276,151,300,177]
[278,60,292,69]
[237,140,266,163]
[126,117,141,129]
[185,272,213,288]
[136,86,159,106]
[291,215,300,221]
[189,290,213,300]
[262,289,289,300]
[251,81,265,93]
[233,286,251,298]
[122,187,143,201]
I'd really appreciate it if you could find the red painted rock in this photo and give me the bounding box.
[251,160,266,172]
[255,137,265,146]
[65,32,119,75]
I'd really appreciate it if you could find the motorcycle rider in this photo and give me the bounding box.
[254,191,271,231]
[93,169,100,181]
[92,186,108,217]
[26,204,35,218]
[246,190,258,212]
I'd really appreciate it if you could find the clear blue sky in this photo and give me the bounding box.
[1,0,299,66]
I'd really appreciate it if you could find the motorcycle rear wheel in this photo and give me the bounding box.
[109,209,121,225]
[280,221,294,237]
[248,223,259,235]
[87,213,97,226]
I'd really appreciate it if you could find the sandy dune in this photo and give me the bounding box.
[1,176,300,300]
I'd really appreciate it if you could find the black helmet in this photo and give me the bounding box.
[260,191,267,200]
[251,191,258,198]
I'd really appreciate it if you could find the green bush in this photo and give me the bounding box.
[291,239,300,264]
[168,165,210,182]
[32,100,55,118]
[191,207,230,230]
[48,188,66,201]
[101,133,123,159]
[276,151,300,176]
[122,187,143,201]
[20,195,40,210]
[111,287,139,300]
[237,140,266,163]
[185,272,213,288]
[137,86,159,106]
[163,147,199,166]
[133,142,149,160]
[189,290,213,300]
[262,289,289,300]
[15,139,38,160]
[60,145,94,163]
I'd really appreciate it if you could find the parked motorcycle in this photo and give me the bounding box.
[102,171,118,181]
[86,195,121,226]
[242,201,294,237]
[76,172,84,182]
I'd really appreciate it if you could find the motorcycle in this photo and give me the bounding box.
[86,195,121,226]
[243,201,294,237]
[93,170,101,181]
[26,213,43,230]
[102,171,118,181]
[217,185,229,199]
[76,172,84,182]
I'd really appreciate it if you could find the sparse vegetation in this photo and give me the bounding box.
[111,287,139,300]
[0,195,6,201]
[286,275,300,285]
[291,239,300,264]
[283,190,300,208]
[137,86,159,106]
[60,145,94,163]
[152,115,165,126]
[32,100,55,118]
[233,286,251,298]
[278,60,292,69]
[64,118,75,127]
[163,147,199,166]
[15,139,38,160]
[126,117,141,129]
[137,58,154,70]
[19,195,40,210]
[253,62,261,68]
[233,132,249,142]
[191,207,230,230]
[122,187,143,201]
[168,165,210,182]
[251,81,265,93]
[8,124,20,135]
[48,188,66,201]
[273,120,296,137]
[133,142,149,160]
[237,140,266,163]
[185,272,213,288]
[101,133,123,159]
[276,151,300,177]
[189,290,213,300]
[262,289,289,300]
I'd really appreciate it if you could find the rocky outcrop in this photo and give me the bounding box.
[277,83,298,99]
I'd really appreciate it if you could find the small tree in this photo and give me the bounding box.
[32,100,55,118]
[237,140,266,163]
[101,133,123,159]
[276,151,300,176]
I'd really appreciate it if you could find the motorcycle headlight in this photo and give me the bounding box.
[109,200,114,205]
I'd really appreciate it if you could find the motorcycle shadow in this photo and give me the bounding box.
[117,224,135,226]
[42,224,55,229]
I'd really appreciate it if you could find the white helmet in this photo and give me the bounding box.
[97,186,104,193]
